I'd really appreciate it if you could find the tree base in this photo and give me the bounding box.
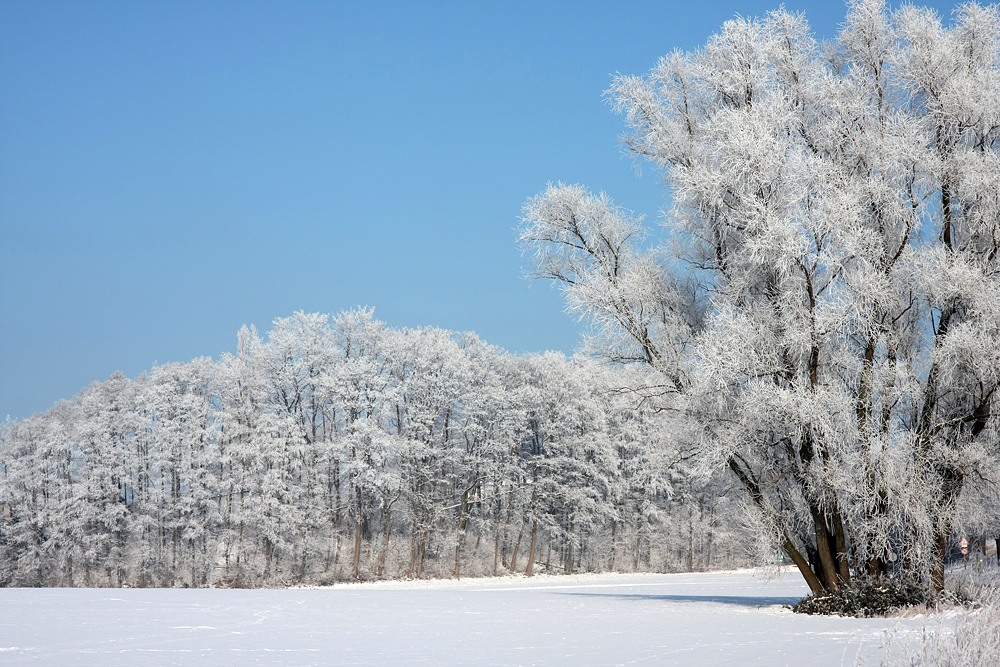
[792,578,938,617]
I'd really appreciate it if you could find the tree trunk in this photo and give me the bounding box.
[453,490,469,578]
[931,530,948,596]
[471,524,482,561]
[830,507,850,583]
[298,529,308,583]
[609,519,617,571]
[810,508,840,592]
[564,518,574,575]
[929,465,965,596]
[525,514,539,576]
[510,515,525,574]
[263,535,272,579]
[499,495,513,570]
[688,506,694,572]
[868,556,888,579]
[352,518,362,580]
[416,535,426,578]
[728,455,826,595]
[493,531,501,576]
[408,500,420,578]
[376,504,393,577]
[544,529,552,572]
[783,538,825,596]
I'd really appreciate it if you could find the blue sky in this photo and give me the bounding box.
[1,0,959,420]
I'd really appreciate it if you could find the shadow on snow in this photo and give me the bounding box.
[557,592,800,608]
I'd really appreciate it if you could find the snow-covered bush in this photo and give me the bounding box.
[878,590,1000,666]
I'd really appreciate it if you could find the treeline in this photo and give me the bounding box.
[0,309,748,588]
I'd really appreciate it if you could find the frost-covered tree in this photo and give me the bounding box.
[521,0,999,596]
[0,308,748,587]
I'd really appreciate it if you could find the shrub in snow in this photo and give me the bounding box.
[794,577,932,618]
[878,590,1000,666]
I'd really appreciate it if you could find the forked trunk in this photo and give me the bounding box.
[810,506,841,593]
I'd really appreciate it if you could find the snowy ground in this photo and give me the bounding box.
[0,568,934,666]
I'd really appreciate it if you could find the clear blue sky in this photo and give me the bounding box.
[1,0,959,420]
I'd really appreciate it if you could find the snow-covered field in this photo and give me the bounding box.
[0,568,932,666]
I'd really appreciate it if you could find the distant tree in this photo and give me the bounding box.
[0,310,753,587]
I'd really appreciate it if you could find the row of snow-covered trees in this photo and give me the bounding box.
[0,309,749,588]
[521,0,1000,596]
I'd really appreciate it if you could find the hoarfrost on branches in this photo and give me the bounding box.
[520,0,1000,597]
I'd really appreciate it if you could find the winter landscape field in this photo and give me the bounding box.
[0,569,955,666]
[4,0,1000,665]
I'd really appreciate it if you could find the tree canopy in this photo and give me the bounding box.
[521,0,1000,596]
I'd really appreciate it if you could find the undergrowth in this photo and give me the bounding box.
[793,578,946,618]
[877,588,1000,666]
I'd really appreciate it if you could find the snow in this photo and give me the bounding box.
[0,568,929,666]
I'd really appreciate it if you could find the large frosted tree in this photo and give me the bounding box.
[521,0,999,596]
